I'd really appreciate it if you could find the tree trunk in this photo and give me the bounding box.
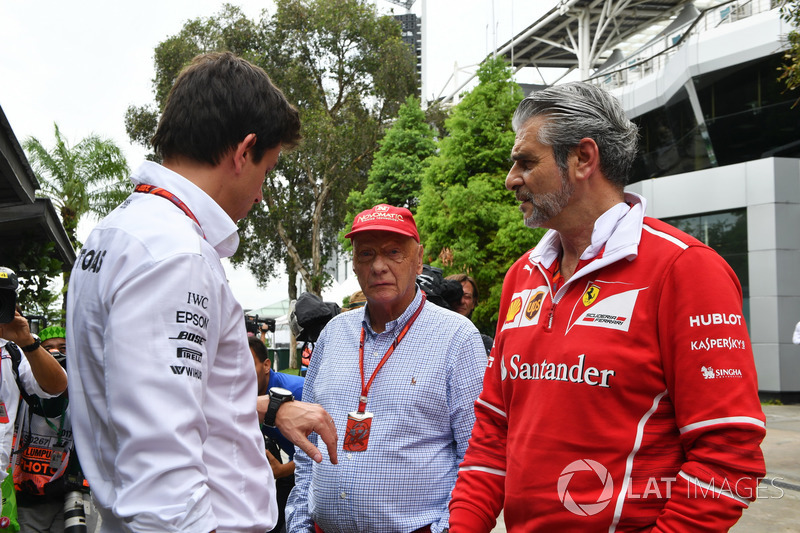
[288,268,298,369]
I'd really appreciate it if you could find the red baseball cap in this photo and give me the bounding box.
[345,204,420,242]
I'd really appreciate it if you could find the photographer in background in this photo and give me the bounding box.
[246,316,277,353]
[0,267,68,530]
[12,325,100,532]
[445,273,493,355]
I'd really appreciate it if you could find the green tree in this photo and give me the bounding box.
[242,0,415,297]
[780,0,800,103]
[2,241,64,324]
[125,1,416,298]
[125,4,263,159]
[21,123,129,316]
[341,95,437,243]
[416,56,544,334]
[23,123,131,250]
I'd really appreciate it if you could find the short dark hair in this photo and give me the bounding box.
[512,82,638,187]
[152,51,301,166]
[445,273,478,304]
[248,336,269,363]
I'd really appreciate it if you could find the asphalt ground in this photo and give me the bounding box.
[490,403,800,532]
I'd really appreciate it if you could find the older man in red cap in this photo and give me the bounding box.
[286,204,487,533]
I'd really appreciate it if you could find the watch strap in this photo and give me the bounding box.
[20,335,41,353]
[263,388,294,428]
[263,396,282,427]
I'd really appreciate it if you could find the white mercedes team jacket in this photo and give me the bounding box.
[67,162,276,532]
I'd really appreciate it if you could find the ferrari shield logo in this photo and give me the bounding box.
[582,284,600,306]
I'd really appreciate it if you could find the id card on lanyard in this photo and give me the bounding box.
[0,350,8,423]
[342,293,426,452]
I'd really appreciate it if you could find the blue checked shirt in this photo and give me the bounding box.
[286,289,487,533]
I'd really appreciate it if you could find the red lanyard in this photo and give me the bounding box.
[134,184,205,239]
[356,293,426,413]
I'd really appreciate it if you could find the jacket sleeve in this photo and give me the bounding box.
[448,341,507,533]
[100,253,220,532]
[17,357,58,398]
[285,333,327,533]
[433,325,486,533]
[449,272,518,532]
[653,245,766,531]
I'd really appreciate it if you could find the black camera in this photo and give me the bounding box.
[0,266,19,324]
[416,265,463,311]
[244,315,276,335]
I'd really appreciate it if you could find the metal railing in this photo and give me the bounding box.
[588,0,779,90]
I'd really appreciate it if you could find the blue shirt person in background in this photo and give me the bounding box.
[285,204,487,533]
[249,336,304,533]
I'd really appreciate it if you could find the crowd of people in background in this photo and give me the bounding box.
[0,50,773,532]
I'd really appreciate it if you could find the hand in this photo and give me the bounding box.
[0,311,34,346]
[0,311,67,395]
[266,451,295,479]
[275,400,338,465]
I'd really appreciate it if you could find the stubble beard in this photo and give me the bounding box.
[520,169,574,229]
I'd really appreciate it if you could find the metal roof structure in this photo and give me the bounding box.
[0,105,75,268]
[440,0,727,103]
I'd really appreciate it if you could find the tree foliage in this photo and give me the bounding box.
[780,0,800,103]
[18,123,129,317]
[2,241,64,325]
[125,1,416,298]
[23,123,131,250]
[341,95,437,245]
[125,4,263,160]
[416,57,545,334]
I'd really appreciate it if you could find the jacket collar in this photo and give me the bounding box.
[131,161,240,258]
[528,192,647,270]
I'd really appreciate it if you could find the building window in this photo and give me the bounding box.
[628,53,800,184]
[630,88,711,183]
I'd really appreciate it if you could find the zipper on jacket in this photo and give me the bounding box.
[537,264,574,334]
[545,303,557,332]
[535,262,560,333]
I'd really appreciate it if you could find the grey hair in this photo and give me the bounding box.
[512,82,639,187]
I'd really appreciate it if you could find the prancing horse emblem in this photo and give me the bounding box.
[582,284,600,306]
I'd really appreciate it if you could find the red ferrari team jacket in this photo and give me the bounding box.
[450,197,766,532]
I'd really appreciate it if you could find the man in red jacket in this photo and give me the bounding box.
[448,82,766,532]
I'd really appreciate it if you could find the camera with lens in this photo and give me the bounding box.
[0,266,19,324]
[47,349,67,369]
[244,314,276,335]
[416,265,463,311]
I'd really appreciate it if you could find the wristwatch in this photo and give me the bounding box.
[20,334,41,353]
[263,387,294,428]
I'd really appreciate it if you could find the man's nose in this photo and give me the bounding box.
[506,162,522,191]
[371,253,389,272]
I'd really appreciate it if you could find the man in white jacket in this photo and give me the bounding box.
[66,52,337,533]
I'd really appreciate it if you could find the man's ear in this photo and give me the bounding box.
[573,137,601,182]
[233,133,258,173]
[263,356,272,372]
